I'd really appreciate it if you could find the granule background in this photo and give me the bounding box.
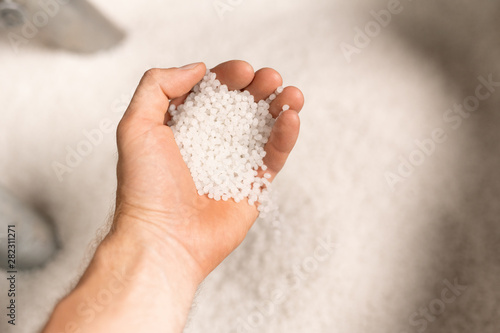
[1,0,500,332]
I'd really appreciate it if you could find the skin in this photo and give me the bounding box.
[42,60,304,333]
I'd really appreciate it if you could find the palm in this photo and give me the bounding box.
[116,61,304,275]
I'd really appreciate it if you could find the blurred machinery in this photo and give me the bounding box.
[0,187,58,270]
[0,0,124,53]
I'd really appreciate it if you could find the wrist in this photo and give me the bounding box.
[100,215,201,330]
[43,215,201,333]
[105,213,203,291]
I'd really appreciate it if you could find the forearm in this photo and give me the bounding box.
[42,216,200,333]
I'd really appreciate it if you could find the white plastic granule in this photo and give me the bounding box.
[167,71,283,217]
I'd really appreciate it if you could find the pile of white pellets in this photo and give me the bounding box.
[168,71,287,216]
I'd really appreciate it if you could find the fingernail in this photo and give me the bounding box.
[179,62,201,70]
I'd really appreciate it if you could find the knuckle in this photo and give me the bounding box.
[143,68,162,82]
[116,118,130,137]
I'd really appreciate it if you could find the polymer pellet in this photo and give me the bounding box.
[168,71,282,211]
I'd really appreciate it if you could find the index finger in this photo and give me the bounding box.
[169,60,255,109]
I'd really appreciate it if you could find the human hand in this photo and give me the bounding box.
[42,60,304,333]
[114,60,304,284]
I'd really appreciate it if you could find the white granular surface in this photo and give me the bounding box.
[4,1,500,333]
[168,71,281,210]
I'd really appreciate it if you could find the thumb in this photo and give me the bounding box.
[121,63,206,131]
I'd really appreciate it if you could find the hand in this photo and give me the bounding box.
[114,60,304,282]
[42,60,304,333]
